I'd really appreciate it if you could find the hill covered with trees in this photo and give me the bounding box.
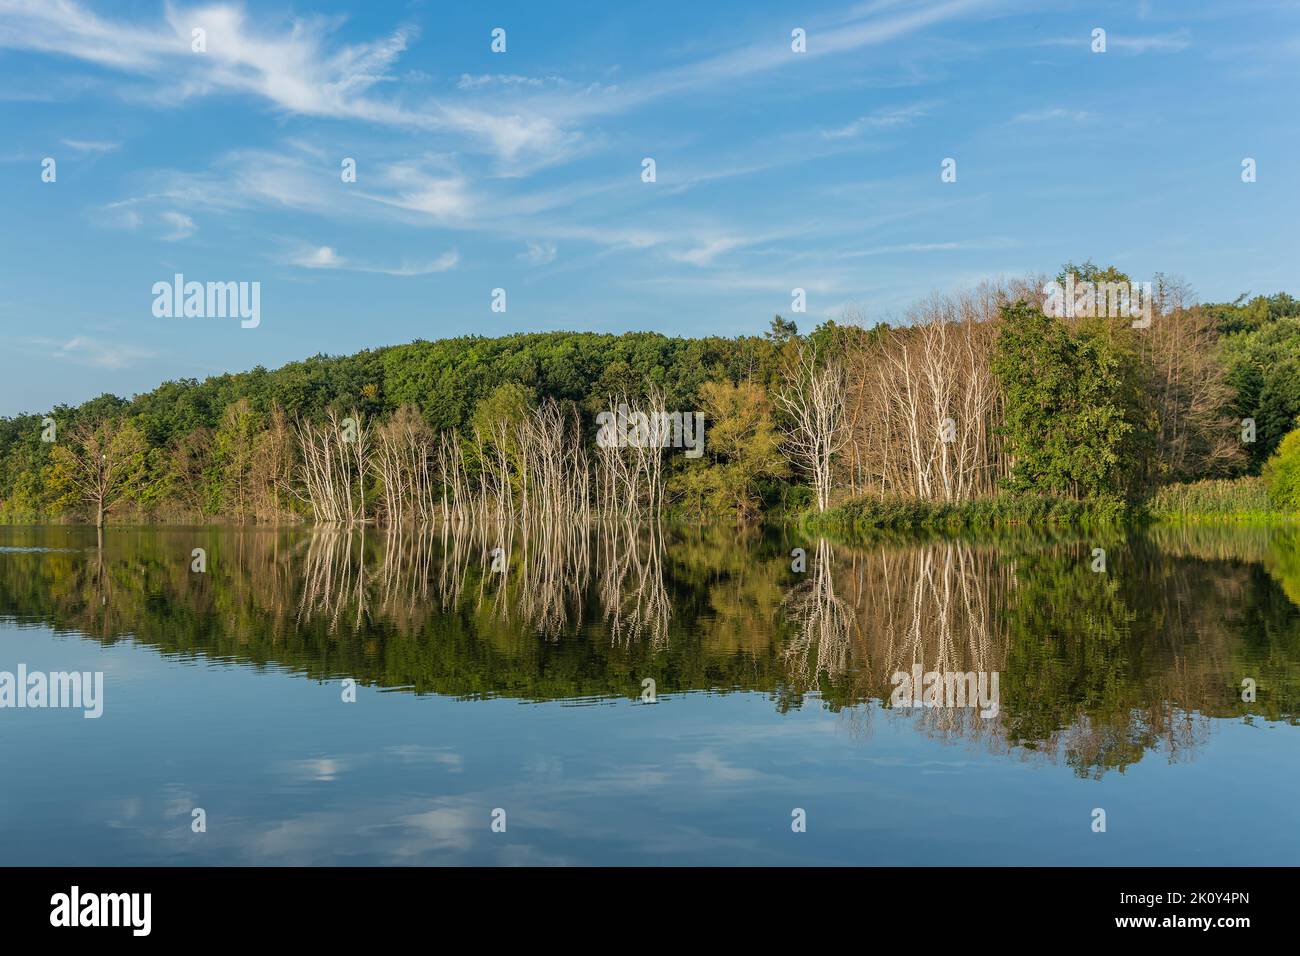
[2,266,1299,528]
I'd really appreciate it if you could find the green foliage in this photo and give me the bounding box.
[766,316,798,343]
[45,417,150,523]
[1263,427,1300,511]
[1203,291,1300,337]
[669,380,786,520]
[0,331,784,523]
[805,494,1133,537]
[1055,260,1131,286]
[992,302,1153,502]
[1221,315,1300,470]
[1,280,1298,527]
[213,398,261,519]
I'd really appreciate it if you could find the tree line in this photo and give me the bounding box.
[2,263,1299,527]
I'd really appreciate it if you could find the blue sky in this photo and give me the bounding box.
[1,0,1297,416]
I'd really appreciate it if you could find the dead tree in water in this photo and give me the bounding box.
[776,345,846,513]
[294,409,370,525]
[298,392,672,528]
[594,387,668,525]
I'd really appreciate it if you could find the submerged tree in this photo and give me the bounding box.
[46,417,148,528]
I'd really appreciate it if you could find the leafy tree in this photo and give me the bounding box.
[1263,425,1300,511]
[766,316,799,343]
[213,399,261,523]
[470,381,535,481]
[166,426,219,519]
[45,417,148,527]
[1222,316,1300,470]
[671,380,786,520]
[1055,261,1131,286]
[992,303,1152,502]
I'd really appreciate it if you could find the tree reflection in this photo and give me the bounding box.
[0,523,1296,776]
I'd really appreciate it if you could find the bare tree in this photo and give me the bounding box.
[841,282,1015,503]
[1142,276,1245,481]
[776,343,847,512]
[293,409,370,525]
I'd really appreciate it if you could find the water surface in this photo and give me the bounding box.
[0,522,1296,865]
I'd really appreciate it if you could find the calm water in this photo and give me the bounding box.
[0,522,1297,866]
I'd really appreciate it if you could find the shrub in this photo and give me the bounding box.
[1263,427,1300,511]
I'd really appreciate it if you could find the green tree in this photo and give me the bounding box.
[671,380,786,520]
[1263,425,1300,511]
[766,316,799,344]
[992,302,1152,502]
[46,417,148,527]
[213,399,261,523]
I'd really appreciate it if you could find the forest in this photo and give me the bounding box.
[2,263,1299,530]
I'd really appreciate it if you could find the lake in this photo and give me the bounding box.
[0,522,1296,865]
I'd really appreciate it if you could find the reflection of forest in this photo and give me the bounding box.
[0,523,1296,776]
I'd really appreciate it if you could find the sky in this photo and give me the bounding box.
[0,0,1297,416]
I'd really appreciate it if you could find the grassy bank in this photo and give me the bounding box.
[802,494,1135,538]
[1147,477,1296,525]
[805,478,1296,540]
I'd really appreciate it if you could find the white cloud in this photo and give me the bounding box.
[370,251,459,276]
[668,237,747,267]
[821,104,932,140]
[369,163,475,222]
[1037,31,1191,55]
[519,240,557,265]
[0,0,992,171]
[838,237,1017,258]
[0,1,583,167]
[1009,107,1093,124]
[0,0,178,70]
[289,244,458,276]
[293,245,345,269]
[61,138,120,153]
[457,73,549,90]
[159,210,196,240]
[22,335,159,369]
[1110,32,1192,54]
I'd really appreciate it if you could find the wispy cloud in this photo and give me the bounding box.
[1009,107,1093,125]
[1110,31,1192,54]
[519,240,558,265]
[23,335,159,369]
[0,0,992,171]
[668,237,749,267]
[837,237,1017,258]
[61,138,120,153]
[159,210,196,240]
[1037,30,1191,55]
[288,244,459,276]
[821,103,933,139]
[0,0,583,167]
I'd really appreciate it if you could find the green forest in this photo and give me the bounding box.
[2,265,1300,530]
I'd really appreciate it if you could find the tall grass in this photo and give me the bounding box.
[1147,476,1289,523]
[804,494,1133,537]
